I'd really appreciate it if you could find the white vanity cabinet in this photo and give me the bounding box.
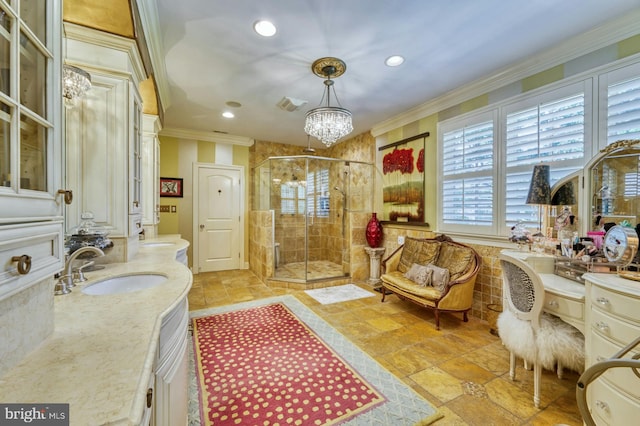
[154,297,190,426]
[583,273,640,425]
[64,23,146,261]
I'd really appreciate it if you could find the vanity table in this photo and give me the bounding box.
[500,250,586,333]
[501,249,640,424]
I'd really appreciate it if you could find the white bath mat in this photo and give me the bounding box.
[304,284,376,305]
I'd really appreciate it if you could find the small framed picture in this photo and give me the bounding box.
[160,177,183,197]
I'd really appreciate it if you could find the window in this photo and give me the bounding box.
[439,81,589,237]
[504,88,586,230]
[441,113,495,231]
[280,183,306,215]
[605,65,640,144]
[306,168,330,218]
[280,168,330,217]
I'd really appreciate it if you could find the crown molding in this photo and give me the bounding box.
[160,127,255,146]
[63,22,146,84]
[371,9,640,137]
[135,0,172,110]
[143,114,162,133]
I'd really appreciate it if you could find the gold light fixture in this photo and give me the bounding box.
[304,57,353,148]
[63,64,92,108]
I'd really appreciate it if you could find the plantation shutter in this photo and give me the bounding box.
[607,75,640,143]
[442,120,494,226]
[505,93,585,228]
[307,169,330,217]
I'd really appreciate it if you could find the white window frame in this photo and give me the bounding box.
[438,78,595,238]
[500,80,592,235]
[598,61,640,148]
[438,109,498,235]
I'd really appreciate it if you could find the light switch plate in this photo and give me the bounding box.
[159,205,170,213]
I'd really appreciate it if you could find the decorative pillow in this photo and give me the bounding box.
[435,243,474,281]
[404,263,434,287]
[398,238,423,273]
[424,263,450,293]
[398,238,441,273]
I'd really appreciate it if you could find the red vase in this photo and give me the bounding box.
[366,213,383,248]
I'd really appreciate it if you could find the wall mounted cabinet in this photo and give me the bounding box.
[63,23,147,262]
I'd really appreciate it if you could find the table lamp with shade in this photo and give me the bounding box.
[526,164,551,236]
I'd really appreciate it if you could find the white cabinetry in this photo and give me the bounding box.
[64,23,146,262]
[154,297,190,426]
[584,274,640,425]
[142,115,161,238]
[0,0,64,376]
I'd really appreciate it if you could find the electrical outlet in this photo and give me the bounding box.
[398,235,405,245]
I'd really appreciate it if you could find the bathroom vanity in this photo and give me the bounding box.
[0,237,192,426]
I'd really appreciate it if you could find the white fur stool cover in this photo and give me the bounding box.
[497,309,585,373]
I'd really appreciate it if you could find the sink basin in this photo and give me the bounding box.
[143,242,175,247]
[82,273,168,295]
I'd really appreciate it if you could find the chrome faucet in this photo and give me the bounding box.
[55,246,105,295]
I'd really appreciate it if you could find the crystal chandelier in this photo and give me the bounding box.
[63,64,92,108]
[304,57,353,147]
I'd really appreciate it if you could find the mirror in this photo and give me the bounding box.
[588,139,640,233]
[548,171,581,238]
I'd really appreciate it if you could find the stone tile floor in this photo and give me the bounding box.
[189,269,584,425]
[274,260,345,280]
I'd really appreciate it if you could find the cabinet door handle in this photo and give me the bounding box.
[596,297,610,306]
[146,388,153,408]
[595,400,610,414]
[57,189,73,204]
[595,321,610,332]
[11,255,32,275]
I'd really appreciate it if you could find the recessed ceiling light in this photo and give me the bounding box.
[253,20,276,37]
[385,55,405,67]
[222,111,235,118]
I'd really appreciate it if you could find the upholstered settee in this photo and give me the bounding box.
[380,235,482,330]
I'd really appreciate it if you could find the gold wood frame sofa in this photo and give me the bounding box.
[380,234,482,330]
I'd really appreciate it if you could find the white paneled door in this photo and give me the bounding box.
[196,165,242,272]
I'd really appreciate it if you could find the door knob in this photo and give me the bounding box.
[200,224,205,230]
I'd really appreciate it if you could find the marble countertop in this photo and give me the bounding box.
[0,236,192,425]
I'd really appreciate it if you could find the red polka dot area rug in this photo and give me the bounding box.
[189,295,442,425]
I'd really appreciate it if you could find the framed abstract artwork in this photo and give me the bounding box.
[160,177,183,197]
[379,132,428,223]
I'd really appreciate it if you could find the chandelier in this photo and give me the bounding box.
[304,57,353,147]
[63,64,92,108]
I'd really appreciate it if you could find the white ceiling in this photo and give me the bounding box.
[145,0,640,148]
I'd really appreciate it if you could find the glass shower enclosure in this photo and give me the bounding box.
[254,156,373,283]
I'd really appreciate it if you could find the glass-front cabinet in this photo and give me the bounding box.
[1,0,62,220]
[0,0,64,377]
